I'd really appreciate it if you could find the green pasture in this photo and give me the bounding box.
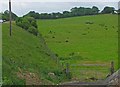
[37,14,118,81]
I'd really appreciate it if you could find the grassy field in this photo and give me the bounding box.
[2,22,66,85]
[37,14,118,81]
[2,14,119,84]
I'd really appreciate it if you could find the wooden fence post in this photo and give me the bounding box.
[110,61,114,75]
[61,62,64,69]
[66,63,70,79]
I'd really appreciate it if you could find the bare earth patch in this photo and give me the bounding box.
[17,67,42,85]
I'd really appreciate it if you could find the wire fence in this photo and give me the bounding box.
[62,61,115,81]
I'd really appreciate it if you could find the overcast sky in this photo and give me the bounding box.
[0,0,119,17]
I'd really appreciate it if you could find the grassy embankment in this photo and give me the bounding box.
[2,22,66,85]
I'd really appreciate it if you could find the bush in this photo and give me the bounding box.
[27,17,38,28]
[69,52,75,56]
[55,54,59,57]
[16,17,38,36]
[85,21,94,24]
[28,26,38,36]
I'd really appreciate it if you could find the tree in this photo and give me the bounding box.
[24,11,40,19]
[71,7,82,16]
[70,7,99,16]
[39,13,50,19]
[101,7,115,14]
[55,12,62,18]
[63,11,72,17]
[0,13,2,19]
[84,8,93,15]
[2,10,18,21]
[117,9,120,14]
[92,6,99,14]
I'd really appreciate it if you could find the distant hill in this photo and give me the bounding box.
[2,22,66,85]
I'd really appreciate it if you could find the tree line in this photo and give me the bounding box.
[0,6,119,21]
[0,6,119,36]
[23,6,119,19]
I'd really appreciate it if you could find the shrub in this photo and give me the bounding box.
[52,36,55,38]
[69,52,75,56]
[65,40,69,42]
[28,26,38,36]
[21,18,30,30]
[85,21,94,24]
[16,17,38,36]
[82,33,87,35]
[27,17,38,28]
[55,54,59,57]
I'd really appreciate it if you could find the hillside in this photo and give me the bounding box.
[2,22,65,85]
[37,14,118,81]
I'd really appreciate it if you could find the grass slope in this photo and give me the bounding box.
[2,22,65,85]
[37,14,118,81]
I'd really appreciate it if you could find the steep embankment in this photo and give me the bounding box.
[2,22,65,85]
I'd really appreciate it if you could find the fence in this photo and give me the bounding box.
[63,61,115,81]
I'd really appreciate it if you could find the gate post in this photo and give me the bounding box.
[110,61,114,75]
[66,63,70,79]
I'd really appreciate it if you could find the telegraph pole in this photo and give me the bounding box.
[9,0,12,36]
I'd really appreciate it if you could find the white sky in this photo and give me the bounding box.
[0,0,119,17]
